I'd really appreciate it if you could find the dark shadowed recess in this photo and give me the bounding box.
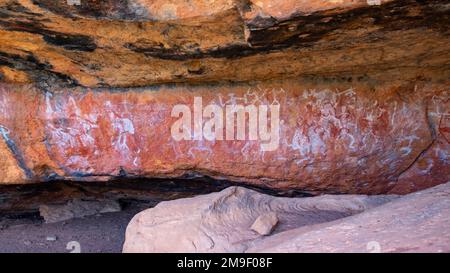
[0,176,314,216]
[0,177,316,253]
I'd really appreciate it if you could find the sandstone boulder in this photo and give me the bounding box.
[249,181,450,253]
[123,186,397,252]
[123,182,450,253]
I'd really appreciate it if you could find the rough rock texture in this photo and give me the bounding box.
[0,133,26,184]
[0,0,448,88]
[0,178,239,213]
[249,182,450,253]
[123,186,397,252]
[388,91,449,193]
[0,0,449,194]
[251,212,279,235]
[123,182,450,253]
[39,199,121,223]
[0,81,448,193]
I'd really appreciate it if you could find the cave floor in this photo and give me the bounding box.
[0,207,138,253]
[0,179,309,253]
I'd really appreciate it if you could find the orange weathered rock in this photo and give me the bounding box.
[0,0,449,194]
[0,80,447,194]
[389,94,450,194]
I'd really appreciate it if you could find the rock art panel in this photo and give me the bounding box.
[389,91,449,194]
[0,81,447,194]
[0,132,26,184]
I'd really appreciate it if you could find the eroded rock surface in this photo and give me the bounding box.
[39,199,121,223]
[0,0,449,194]
[0,0,448,87]
[123,182,450,253]
[248,181,450,253]
[123,186,397,252]
[0,81,448,193]
[0,0,448,253]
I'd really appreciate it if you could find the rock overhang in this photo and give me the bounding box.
[0,0,448,195]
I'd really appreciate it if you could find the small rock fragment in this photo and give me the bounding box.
[46,235,57,242]
[251,212,279,236]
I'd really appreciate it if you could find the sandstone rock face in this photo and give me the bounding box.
[388,94,450,194]
[0,0,449,194]
[0,132,26,184]
[123,182,450,253]
[0,81,447,193]
[123,186,397,253]
[0,0,448,88]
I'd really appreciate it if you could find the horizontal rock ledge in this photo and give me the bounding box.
[0,79,448,194]
[0,0,449,87]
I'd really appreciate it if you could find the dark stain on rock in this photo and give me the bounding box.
[42,33,97,52]
[236,0,254,13]
[248,0,450,47]
[0,126,34,179]
[124,0,449,61]
[124,43,254,61]
[0,51,51,70]
[0,17,97,52]
[188,67,205,75]
[4,1,43,17]
[0,51,79,87]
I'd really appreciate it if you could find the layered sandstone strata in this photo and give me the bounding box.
[0,0,449,194]
[0,0,449,88]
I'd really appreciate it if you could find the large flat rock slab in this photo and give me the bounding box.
[123,185,397,252]
[123,182,450,253]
